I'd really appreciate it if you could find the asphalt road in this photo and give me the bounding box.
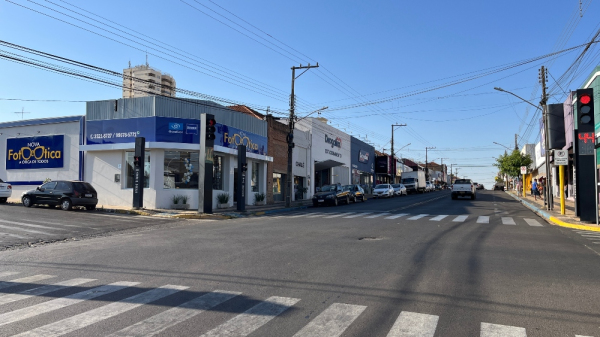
[0,190,599,336]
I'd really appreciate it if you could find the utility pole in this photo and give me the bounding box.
[287,63,319,208]
[514,134,518,150]
[540,66,552,210]
[391,124,407,184]
[439,158,448,186]
[425,147,436,181]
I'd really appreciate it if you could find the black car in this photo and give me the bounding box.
[312,184,351,207]
[343,184,366,202]
[22,180,98,211]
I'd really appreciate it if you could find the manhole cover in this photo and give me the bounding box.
[358,237,383,241]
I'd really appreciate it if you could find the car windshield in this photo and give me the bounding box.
[320,185,336,192]
[455,179,471,184]
[342,185,354,191]
[392,184,401,188]
[402,178,415,183]
[375,184,389,189]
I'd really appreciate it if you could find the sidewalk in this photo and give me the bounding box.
[505,190,600,231]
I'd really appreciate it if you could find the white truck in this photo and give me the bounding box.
[401,171,426,194]
[451,178,476,200]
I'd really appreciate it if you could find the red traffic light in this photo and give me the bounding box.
[207,119,216,126]
[580,94,591,105]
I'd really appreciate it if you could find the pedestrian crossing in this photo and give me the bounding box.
[0,271,591,336]
[571,229,600,245]
[267,211,545,227]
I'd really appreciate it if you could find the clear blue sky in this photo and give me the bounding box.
[2,0,599,188]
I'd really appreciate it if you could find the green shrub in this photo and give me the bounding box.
[217,193,230,204]
[181,195,188,204]
[254,192,265,202]
[171,195,181,204]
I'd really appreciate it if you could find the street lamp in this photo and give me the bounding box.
[494,87,540,110]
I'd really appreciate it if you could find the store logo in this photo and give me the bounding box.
[7,142,62,161]
[296,161,304,168]
[325,134,342,148]
[169,123,183,131]
[224,131,259,151]
[186,124,198,135]
[358,150,370,163]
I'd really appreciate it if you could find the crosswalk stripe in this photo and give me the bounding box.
[365,213,391,219]
[14,285,188,337]
[477,216,490,224]
[0,281,139,327]
[0,278,96,306]
[581,234,600,238]
[480,322,526,337]
[292,303,367,337]
[325,213,353,218]
[200,296,299,337]
[524,218,543,227]
[407,214,428,220]
[452,215,468,222]
[344,212,372,218]
[0,271,20,279]
[108,290,241,337]
[308,213,337,218]
[0,232,28,239]
[0,223,53,235]
[430,215,448,221]
[0,274,55,291]
[0,218,67,231]
[385,213,409,219]
[576,335,594,337]
[501,217,516,225]
[386,311,438,337]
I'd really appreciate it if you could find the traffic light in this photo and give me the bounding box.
[206,118,216,140]
[241,162,248,172]
[134,155,141,167]
[576,88,594,132]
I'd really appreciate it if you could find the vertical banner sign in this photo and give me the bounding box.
[237,145,247,211]
[203,114,215,213]
[133,137,145,209]
[574,88,596,222]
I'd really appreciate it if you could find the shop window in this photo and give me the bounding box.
[251,162,260,192]
[164,151,199,189]
[213,155,224,190]
[273,173,285,202]
[126,152,150,188]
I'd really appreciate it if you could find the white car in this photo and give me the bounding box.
[373,184,394,198]
[0,178,12,203]
[392,183,407,196]
[425,181,433,192]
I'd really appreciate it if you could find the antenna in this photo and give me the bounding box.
[145,52,149,67]
[14,107,30,119]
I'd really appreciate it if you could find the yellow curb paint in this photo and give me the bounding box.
[549,216,600,232]
[255,212,265,216]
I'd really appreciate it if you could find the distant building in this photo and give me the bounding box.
[122,63,176,98]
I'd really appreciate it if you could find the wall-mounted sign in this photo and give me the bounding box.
[6,135,64,170]
[86,117,200,144]
[296,161,304,168]
[358,150,370,163]
[325,134,342,148]
[215,124,267,155]
[554,150,568,166]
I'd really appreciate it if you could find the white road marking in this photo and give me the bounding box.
[386,311,439,337]
[477,216,490,224]
[575,335,594,337]
[452,215,468,222]
[14,285,188,337]
[325,213,354,218]
[0,218,67,231]
[0,232,28,239]
[0,274,55,291]
[430,215,448,221]
[524,218,543,227]
[289,213,318,218]
[365,213,391,219]
[581,234,600,238]
[0,223,53,235]
[307,213,337,218]
[344,212,372,218]
[480,322,526,337]
[501,217,516,225]
[293,303,367,337]
[407,214,428,220]
[0,271,20,279]
[200,296,299,337]
[108,290,241,337]
[0,281,138,327]
[0,278,95,306]
[385,213,409,219]
[14,218,85,228]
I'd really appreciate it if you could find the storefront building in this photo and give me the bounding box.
[292,127,311,201]
[375,153,393,184]
[265,115,288,204]
[350,136,374,190]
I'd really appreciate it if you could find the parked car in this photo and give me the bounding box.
[373,184,394,198]
[425,181,433,192]
[493,183,505,191]
[476,184,485,190]
[0,178,12,203]
[343,184,366,202]
[391,183,407,196]
[21,180,98,211]
[312,184,350,206]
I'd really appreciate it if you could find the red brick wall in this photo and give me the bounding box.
[267,116,289,204]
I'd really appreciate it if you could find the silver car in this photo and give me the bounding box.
[373,184,394,198]
[392,183,407,196]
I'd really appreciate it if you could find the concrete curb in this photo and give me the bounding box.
[506,192,600,232]
[249,205,308,216]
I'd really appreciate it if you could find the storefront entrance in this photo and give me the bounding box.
[273,172,286,202]
[294,176,305,200]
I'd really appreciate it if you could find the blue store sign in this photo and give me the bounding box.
[6,135,64,170]
[215,124,267,155]
[86,117,201,145]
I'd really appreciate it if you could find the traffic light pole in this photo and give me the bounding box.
[287,63,318,208]
[198,113,216,214]
[133,137,145,209]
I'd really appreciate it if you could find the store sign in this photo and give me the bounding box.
[296,161,304,167]
[358,150,370,163]
[6,135,64,170]
[325,134,342,148]
[554,150,568,166]
[86,117,200,144]
[215,124,267,155]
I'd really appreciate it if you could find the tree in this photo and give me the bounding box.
[493,150,533,178]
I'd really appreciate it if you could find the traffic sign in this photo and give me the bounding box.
[554,150,568,166]
[520,166,527,174]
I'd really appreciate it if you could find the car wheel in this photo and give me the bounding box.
[361,195,365,202]
[22,196,33,207]
[334,198,339,206]
[346,196,350,204]
[0,197,6,204]
[85,205,96,211]
[472,194,476,200]
[60,198,72,211]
